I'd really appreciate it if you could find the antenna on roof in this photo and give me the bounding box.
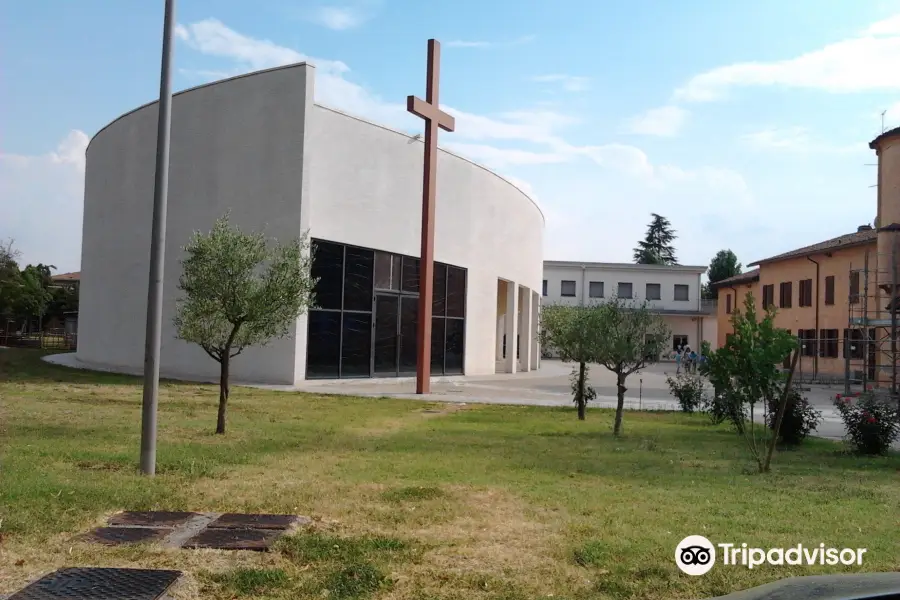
[882,110,887,134]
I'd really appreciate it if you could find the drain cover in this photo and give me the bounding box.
[8,567,181,600]
[108,511,198,527]
[207,513,298,530]
[183,527,280,551]
[84,527,169,545]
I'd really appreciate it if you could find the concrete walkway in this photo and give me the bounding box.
[44,353,872,444]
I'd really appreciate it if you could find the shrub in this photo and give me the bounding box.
[766,386,822,445]
[833,393,900,455]
[666,372,705,413]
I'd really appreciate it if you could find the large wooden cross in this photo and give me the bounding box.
[407,39,455,395]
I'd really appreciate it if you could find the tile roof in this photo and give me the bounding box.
[748,229,876,267]
[51,271,80,282]
[710,268,759,289]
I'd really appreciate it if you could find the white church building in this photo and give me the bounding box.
[76,63,544,385]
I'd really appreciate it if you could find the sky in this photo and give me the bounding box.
[4,0,900,274]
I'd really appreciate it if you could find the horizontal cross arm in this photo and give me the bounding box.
[407,95,456,132]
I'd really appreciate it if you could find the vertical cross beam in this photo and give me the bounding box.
[407,39,455,394]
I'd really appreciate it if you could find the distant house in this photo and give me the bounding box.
[541,261,718,361]
[51,271,80,292]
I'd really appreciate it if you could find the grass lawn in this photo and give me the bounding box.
[1,349,898,599]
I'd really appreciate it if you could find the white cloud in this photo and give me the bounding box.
[675,12,900,101]
[0,130,88,272]
[625,105,688,136]
[175,19,349,75]
[530,74,590,92]
[741,127,863,153]
[310,6,367,30]
[446,35,536,49]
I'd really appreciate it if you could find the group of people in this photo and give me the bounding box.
[674,345,700,374]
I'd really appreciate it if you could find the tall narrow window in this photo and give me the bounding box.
[725,293,732,314]
[779,282,792,308]
[824,276,835,305]
[850,271,860,304]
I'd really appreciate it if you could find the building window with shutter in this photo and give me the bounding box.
[850,271,860,304]
[725,293,732,314]
[762,284,775,309]
[674,284,689,301]
[779,282,792,308]
[561,280,576,297]
[645,283,661,300]
[820,329,839,358]
[824,276,834,305]
[589,281,604,298]
[799,279,813,307]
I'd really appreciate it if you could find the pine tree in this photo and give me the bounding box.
[633,213,678,265]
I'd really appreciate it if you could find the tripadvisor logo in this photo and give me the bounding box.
[675,536,868,575]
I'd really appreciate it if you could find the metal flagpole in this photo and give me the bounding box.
[140,0,176,476]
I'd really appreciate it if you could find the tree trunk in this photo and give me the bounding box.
[613,372,627,436]
[216,353,230,435]
[577,361,586,421]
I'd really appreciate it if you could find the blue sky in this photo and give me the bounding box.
[4,0,900,273]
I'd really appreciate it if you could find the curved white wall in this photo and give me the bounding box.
[78,64,315,384]
[307,106,544,375]
[78,62,544,384]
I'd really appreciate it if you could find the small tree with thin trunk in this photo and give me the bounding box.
[539,304,601,420]
[701,293,797,472]
[174,214,316,434]
[592,296,670,436]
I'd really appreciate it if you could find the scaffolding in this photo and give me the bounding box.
[846,235,900,404]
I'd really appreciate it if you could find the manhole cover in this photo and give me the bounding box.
[84,527,169,546]
[108,511,198,528]
[8,567,181,600]
[207,513,298,530]
[183,527,279,551]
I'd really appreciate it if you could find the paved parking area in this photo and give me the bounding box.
[46,353,890,446]
[291,359,859,443]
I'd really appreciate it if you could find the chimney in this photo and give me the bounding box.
[858,224,873,232]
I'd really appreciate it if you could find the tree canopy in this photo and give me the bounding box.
[703,249,742,299]
[540,297,669,432]
[633,213,678,265]
[173,214,316,434]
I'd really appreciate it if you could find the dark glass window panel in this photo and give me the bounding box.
[340,312,372,377]
[344,246,374,312]
[373,251,393,290]
[391,255,402,291]
[433,263,447,316]
[306,310,341,378]
[444,318,464,374]
[399,296,418,373]
[446,267,466,318]
[374,295,399,375]
[402,257,419,293]
[311,241,344,310]
[431,317,446,374]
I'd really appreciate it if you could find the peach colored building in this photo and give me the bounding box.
[714,228,876,382]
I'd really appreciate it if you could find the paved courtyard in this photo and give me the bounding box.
[293,359,856,443]
[45,353,888,445]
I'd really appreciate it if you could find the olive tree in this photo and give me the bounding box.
[701,293,797,472]
[539,298,669,429]
[539,304,601,420]
[592,296,670,436]
[174,214,316,434]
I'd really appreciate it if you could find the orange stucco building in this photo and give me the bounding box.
[713,229,875,381]
[713,125,900,387]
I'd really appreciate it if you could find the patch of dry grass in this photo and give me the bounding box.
[2,349,899,599]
